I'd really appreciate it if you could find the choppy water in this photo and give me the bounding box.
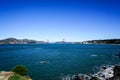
[0,44,120,80]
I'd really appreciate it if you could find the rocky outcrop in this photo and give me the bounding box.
[0,71,32,80]
[0,71,14,80]
[113,65,120,80]
[62,65,120,80]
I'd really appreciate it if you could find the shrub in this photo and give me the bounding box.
[12,65,27,76]
[8,74,28,80]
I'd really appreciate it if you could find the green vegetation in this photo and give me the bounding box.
[82,39,120,44]
[9,65,30,80]
[8,74,28,80]
[12,65,28,76]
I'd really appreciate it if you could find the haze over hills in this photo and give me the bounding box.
[0,38,120,44]
[0,38,47,44]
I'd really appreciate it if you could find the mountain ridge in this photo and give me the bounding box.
[0,38,47,44]
[0,38,120,44]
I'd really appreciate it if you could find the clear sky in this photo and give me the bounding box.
[0,0,120,42]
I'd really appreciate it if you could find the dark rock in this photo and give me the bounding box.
[113,65,120,78]
[90,77,99,80]
[106,77,114,80]
[102,66,107,70]
[74,75,83,80]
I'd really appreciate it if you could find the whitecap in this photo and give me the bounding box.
[91,54,98,57]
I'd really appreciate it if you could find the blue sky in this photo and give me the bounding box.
[0,0,120,42]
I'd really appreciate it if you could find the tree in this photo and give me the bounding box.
[12,65,28,76]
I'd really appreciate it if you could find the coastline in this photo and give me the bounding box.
[62,65,120,80]
[0,71,32,80]
[0,38,120,45]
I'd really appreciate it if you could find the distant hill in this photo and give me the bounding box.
[0,38,120,44]
[82,39,120,44]
[0,38,47,44]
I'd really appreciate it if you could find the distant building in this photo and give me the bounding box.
[62,38,65,42]
[47,40,49,44]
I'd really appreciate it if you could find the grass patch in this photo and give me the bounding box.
[8,74,28,80]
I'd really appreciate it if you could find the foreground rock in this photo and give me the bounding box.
[62,65,120,80]
[0,71,14,80]
[0,71,32,80]
[113,65,120,80]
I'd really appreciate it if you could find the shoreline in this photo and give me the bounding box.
[0,71,32,80]
[62,65,120,80]
[0,43,120,45]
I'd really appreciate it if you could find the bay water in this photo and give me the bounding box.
[0,44,120,80]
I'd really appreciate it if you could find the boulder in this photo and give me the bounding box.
[90,77,99,80]
[74,75,83,80]
[113,65,120,78]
